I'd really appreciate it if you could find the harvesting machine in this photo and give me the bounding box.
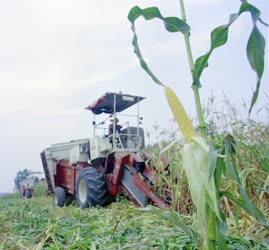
[19,172,43,199]
[41,92,167,208]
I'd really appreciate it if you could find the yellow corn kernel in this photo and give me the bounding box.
[165,86,196,141]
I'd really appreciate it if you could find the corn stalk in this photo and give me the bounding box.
[178,1,217,249]
[178,0,206,136]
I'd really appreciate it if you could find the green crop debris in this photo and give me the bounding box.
[1,175,268,250]
[0,188,195,249]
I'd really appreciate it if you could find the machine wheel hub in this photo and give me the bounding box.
[78,179,88,203]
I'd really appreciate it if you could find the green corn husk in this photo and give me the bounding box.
[182,136,220,247]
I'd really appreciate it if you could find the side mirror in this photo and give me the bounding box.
[92,121,96,125]
[140,117,143,120]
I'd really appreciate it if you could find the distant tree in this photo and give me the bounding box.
[14,169,31,191]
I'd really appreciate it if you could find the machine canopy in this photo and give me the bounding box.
[86,92,145,115]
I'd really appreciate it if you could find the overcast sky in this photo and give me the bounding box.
[0,0,268,192]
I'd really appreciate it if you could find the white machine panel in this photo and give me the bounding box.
[90,136,112,160]
[70,144,89,165]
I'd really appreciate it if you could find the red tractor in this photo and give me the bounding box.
[41,92,167,208]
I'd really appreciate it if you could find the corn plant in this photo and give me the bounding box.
[128,0,268,249]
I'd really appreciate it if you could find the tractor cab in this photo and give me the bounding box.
[86,92,145,161]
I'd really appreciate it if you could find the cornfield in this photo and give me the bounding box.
[0,104,268,249]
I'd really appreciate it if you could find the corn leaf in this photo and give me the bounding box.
[223,135,269,228]
[247,26,266,114]
[217,211,228,250]
[261,160,269,173]
[214,156,226,190]
[128,6,190,86]
[193,1,266,114]
[192,13,237,87]
[208,148,218,181]
[221,191,269,229]
[138,205,195,237]
[257,186,269,193]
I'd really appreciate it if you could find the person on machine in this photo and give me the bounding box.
[108,117,122,135]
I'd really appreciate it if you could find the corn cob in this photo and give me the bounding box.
[164,86,196,141]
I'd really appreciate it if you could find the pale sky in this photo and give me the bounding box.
[0,0,268,192]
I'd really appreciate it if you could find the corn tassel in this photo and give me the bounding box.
[164,86,196,141]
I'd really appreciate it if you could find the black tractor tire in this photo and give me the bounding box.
[54,187,66,207]
[76,167,110,208]
[25,189,33,199]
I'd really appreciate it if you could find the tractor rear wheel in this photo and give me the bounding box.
[54,187,66,207]
[76,167,109,208]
